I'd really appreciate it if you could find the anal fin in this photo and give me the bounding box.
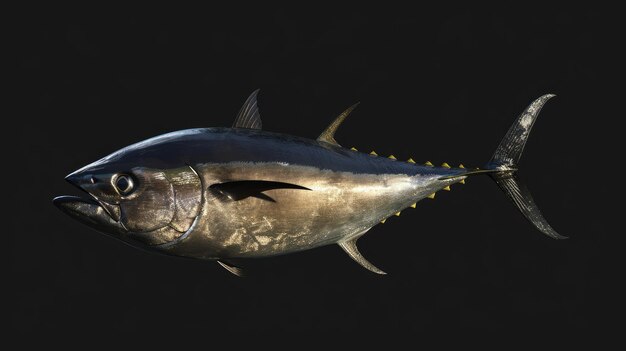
[338,235,386,275]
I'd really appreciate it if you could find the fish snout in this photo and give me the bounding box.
[65,170,96,189]
[64,171,81,186]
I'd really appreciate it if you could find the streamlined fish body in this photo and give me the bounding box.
[54,91,565,276]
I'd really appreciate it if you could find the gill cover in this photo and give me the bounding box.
[124,166,202,245]
[59,165,202,246]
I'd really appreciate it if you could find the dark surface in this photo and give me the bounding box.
[12,4,620,339]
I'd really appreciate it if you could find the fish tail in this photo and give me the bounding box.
[484,94,566,239]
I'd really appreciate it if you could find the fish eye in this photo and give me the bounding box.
[112,174,135,195]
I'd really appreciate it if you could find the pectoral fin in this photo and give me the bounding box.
[338,235,386,275]
[209,180,311,202]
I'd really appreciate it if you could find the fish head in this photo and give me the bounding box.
[54,141,202,247]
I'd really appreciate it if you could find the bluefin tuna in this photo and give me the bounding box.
[53,90,565,276]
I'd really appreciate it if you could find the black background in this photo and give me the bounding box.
[12,4,622,339]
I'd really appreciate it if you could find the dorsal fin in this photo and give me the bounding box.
[232,89,262,129]
[317,102,360,146]
[338,231,386,275]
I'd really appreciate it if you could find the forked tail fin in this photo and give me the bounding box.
[485,94,567,239]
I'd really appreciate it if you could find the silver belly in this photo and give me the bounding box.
[160,162,435,259]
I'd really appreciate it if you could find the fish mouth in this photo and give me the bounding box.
[53,174,127,235]
[52,195,127,235]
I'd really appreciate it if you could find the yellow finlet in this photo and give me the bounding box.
[443,185,451,191]
[459,164,465,168]
[350,147,358,151]
[395,211,401,216]
[442,162,451,168]
[424,161,433,166]
[427,193,436,199]
[388,155,396,160]
[410,203,416,208]
[370,151,378,156]
[380,218,386,224]
[407,158,416,164]
[460,179,466,184]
